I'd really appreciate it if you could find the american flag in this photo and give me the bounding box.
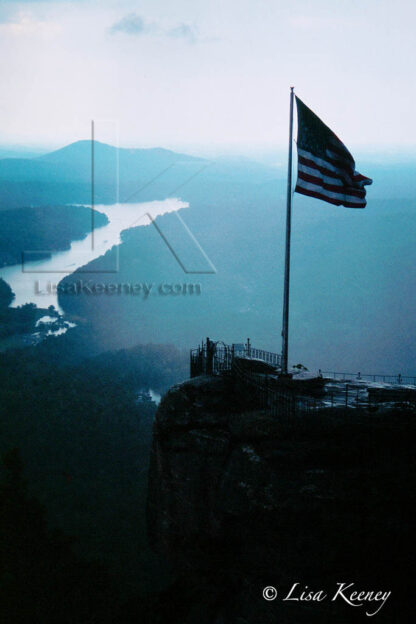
[295,97,372,208]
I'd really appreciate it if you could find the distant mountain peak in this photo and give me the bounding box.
[39,140,203,163]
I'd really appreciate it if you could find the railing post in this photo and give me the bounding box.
[265,374,269,406]
[206,337,214,376]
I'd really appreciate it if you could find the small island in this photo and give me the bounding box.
[0,277,73,351]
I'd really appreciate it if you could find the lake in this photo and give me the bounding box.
[0,198,187,311]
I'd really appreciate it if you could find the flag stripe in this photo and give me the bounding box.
[295,184,366,208]
[298,148,354,179]
[296,177,367,203]
[352,173,371,183]
[298,162,350,187]
[298,149,372,187]
[295,178,367,205]
[326,153,355,173]
[297,171,366,198]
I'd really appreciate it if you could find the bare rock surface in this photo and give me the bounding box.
[147,375,414,623]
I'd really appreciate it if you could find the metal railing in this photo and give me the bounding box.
[190,338,321,420]
[190,338,282,378]
[231,354,319,419]
[190,339,416,419]
[321,371,416,385]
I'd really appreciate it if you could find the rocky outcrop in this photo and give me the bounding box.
[147,375,413,623]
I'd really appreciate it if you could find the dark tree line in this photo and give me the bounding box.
[0,326,188,622]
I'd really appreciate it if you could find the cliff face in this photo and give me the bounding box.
[147,375,413,624]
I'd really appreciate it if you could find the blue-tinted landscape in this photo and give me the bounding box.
[1,0,415,622]
[1,139,415,373]
[0,138,414,623]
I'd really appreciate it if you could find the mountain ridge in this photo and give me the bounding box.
[37,140,205,164]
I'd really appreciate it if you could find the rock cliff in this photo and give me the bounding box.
[147,375,413,623]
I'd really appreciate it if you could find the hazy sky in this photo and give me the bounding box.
[0,0,415,152]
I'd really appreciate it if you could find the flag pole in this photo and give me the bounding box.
[281,86,295,376]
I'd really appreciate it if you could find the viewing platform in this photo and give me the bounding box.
[190,338,416,417]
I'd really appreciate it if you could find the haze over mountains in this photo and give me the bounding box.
[0,140,415,373]
[1,140,416,209]
[0,141,204,209]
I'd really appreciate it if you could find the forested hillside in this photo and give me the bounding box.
[0,205,108,266]
[0,329,188,622]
